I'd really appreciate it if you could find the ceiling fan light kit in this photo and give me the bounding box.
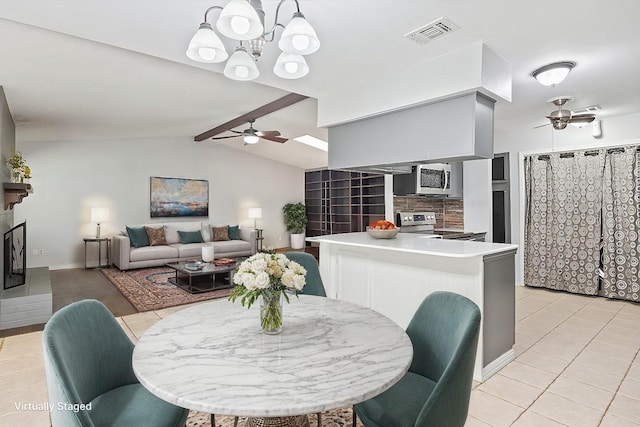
[532,61,576,86]
[243,133,260,144]
[542,95,600,131]
[187,0,320,81]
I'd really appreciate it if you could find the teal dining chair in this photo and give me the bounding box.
[284,251,326,297]
[354,291,481,427]
[43,299,189,427]
[285,250,326,426]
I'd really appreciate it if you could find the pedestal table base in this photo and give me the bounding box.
[245,415,309,427]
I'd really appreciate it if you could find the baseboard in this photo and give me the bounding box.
[481,349,515,382]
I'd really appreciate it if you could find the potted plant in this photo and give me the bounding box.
[282,202,308,249]
[7,152,27,183]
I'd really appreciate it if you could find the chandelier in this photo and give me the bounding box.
[186,0,320,81]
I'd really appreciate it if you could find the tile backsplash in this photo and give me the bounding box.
[393,196,463,229]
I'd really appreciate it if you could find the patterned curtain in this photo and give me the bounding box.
[601,146,640,301]
[524,150,605,295]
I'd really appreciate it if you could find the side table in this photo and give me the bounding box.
[84,237,111,269]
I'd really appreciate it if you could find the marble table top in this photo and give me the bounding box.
[132,295,413,417]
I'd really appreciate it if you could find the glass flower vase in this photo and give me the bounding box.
[260,292,283,335]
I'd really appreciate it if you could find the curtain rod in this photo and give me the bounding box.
[536,146,640,160]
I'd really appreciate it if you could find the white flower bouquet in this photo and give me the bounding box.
[228,253,307,333]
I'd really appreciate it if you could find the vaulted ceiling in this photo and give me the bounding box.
[1,1,639,170]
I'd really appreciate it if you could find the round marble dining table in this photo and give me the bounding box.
[132,295,413,423]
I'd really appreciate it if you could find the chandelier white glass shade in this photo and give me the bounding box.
[217,0,264,40]
[531,61,576,87]
[186,0,320,81]
[278,12,320,55]
[274,52,308,78]
[186,23,229,63]
[224,47,260,80]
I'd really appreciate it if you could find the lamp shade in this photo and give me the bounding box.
[223,47,260,81]
[278,13,320,55]
[216,0,264,40]
[532,61,575,87]
[186,22,228,63]
[91,207,109,223]
[248,208,262,219]
[273,52,309,79]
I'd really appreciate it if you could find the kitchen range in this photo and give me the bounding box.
[395,211,487,241]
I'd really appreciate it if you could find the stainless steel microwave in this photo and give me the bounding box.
[393,163,452,195]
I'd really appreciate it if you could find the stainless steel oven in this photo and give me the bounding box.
[395,211,440,236]
[395,211,486,241]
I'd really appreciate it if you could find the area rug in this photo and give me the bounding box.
[187,407,363,427]
[101,267,232,312]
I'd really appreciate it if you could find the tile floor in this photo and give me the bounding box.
[0,286,639,426]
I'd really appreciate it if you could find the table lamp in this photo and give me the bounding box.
[91,207,109,238]
[248,207,262,230]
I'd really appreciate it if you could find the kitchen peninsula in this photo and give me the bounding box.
[306,232,518,382]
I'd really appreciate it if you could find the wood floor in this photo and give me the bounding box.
[0,267,136,338]
[0,248,319,338]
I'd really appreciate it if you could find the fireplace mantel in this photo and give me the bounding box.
[3,183,32,210]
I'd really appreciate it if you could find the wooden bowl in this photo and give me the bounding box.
[366,228,399,239]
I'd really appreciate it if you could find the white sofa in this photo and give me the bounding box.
[111,221,257,271]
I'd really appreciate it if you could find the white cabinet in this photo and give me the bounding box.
[314,234,517,382]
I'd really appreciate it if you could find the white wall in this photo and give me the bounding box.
[14,137,305,269]
[494,112,640,285]
[0,87,16,289]
[463,159,493,242]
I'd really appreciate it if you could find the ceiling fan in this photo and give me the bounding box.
[194,92,308,142]
[210,119,288,144]
[538,96,599,130]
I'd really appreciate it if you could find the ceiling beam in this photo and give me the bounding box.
[194,93,309,142]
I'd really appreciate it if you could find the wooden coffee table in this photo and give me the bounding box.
[165,259,242,294]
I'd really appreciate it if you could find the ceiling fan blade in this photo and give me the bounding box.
[194,93,308,141]
[210,135,240,140]
[567,115,596,125]
[533,122,551,129]
[255,130,281,137]
[229,129,243,134]
[261,135,289,143]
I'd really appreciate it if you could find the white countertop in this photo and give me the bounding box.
[132,295,412,417]
[307,232,518,258]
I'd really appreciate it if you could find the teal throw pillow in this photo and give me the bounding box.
[228,225,240,240]
[126,226,150,248]
[178,230,204,244]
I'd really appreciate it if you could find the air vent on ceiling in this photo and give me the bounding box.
[571,105,601,115]
[404,17,460,45]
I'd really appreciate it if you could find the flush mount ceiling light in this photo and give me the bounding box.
[186,0,320,81]
[531,61,576,87]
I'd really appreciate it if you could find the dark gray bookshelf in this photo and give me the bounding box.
[305,170,385,237]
